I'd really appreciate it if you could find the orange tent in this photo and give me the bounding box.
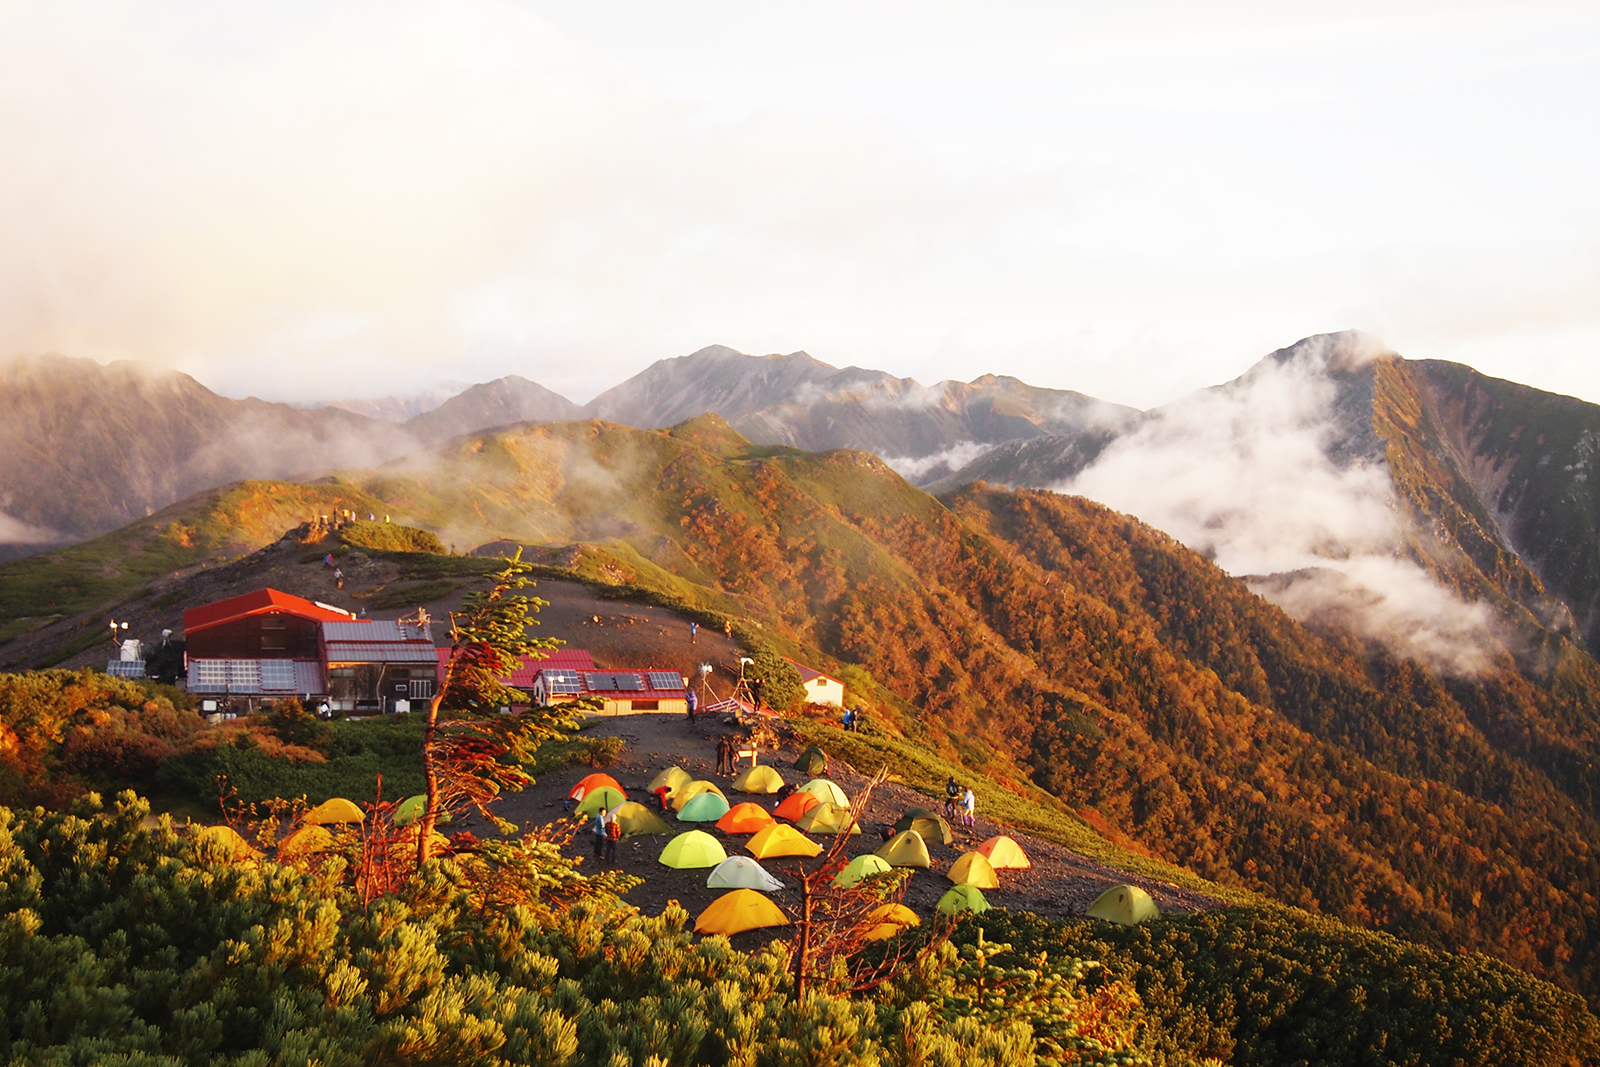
[746,824,822,859]
[717,802,776,834]
[694,889,791,935]
[569,773,623,801]
[773,791,820,822]
[975,835,1031,870]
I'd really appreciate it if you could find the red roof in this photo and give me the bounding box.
[786,658,838,686]
[184,588,355,633]
[433,647,597,687]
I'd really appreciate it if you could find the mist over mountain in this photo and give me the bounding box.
[314,382,469,422]
[407,375,584,444]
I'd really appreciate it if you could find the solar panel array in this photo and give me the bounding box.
[647,671,683,691]
[105,660,147,678]
[544,669,583,695]
[259,660,297,692]
[612,673,644,691]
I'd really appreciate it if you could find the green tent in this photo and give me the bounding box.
[611,801,672,837]
[659,830,728,869]
[732,764,785,794]
[1086,884,1161,926]
[793,746,827,776]
[936,884,991,917]
[893,809,954,846]
[875,829,932,869]
[795,801,860,835]
[678,791,732,823]
[574,786,628,817]
[393,795,451,828]
[833,853,892,888]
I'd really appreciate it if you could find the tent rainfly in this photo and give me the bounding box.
[946,851,1001,889]
[732,764,785,794]
[568,772,623,801]
[797,778,849,807]
[833,853,893,888]
[673,780,728,811]
[793,746,827,776]
[772,791,820,822]
[678,791,732,823]
[975,835,1031,870]
[795,801,861,835]
[863,902,921,942]
[278,824,333,858]
[746,824,822,859]
[648,766,693,795]
[305,798,364,825]
[717,802,777,834]
[893,809,955,846]
[393,795,451,828]
[936,884,991,917]
[695,889,791,936]
[1086,884,1161,926]
[611,801,672,837]
[574,786,628,818]
[707,855,786,892]
[875,829,932,869]
[193,824,260,862]
[659,831,729,869]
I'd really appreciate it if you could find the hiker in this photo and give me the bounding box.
[654,784,671,812]
[962,787,976,828]
[334,568,344,590]
[716,735,732,776]
[605,809,622,863]
[324,553,334,568]
[854,709,867,733]
[945,776,962,819]
[841,708,853,730]
[591,807,608,861]
[686,688,698,722]
[724,620,732,637]
[690,621,698,644]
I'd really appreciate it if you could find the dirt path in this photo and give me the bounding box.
[481,712,1221,945]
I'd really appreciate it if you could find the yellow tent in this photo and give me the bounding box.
[305,798,364,825]
[795,801,861,835]
[659,830,728,869]
[649,766,693,794]
[797,779,848,807]
[975,835,1031,870]
[574,786,628,818]
[862,902,921,942]
[694,889,791,935]
[936,884,991,917]
[672,780,728,811]
[947,851,1000,889]
[1086,884,1161,926]
[746,824,822,860]
[875,829,932,869]
[193,824,260,862]
[611,801,672,837]
[833,853,892,888]
[731,764,785,794]
[277,824,333,858]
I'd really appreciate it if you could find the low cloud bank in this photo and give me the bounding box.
[1058,332,1499,674]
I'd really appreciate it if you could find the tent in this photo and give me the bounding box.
[975,835,1031,870]
[707,855,786,892]
[568,772,623,801]
[893,809,954,847]
[574,786,628,818]
[672,780,728,811]
[1086,884,1161,926]
[649,766,693,795]
[278,824,333,858]
[946,851,1000,889]
[678,791,732,823]
[772,792,820,823]
[936,884,991,917]
[833,853,892,888]
[611,801,672,837]
[875,829,932,869]
[695,889,790,936]
[717,802,776,834]
[795,801,861,835]
[732,765,785,794]
[793,746,827,776]
[193,824,260,861]
[392,795,452,828]
[659,830,728,869]
[305,798,364,825]
[746,824,822,860]
[863,902,921,942]
[798,779,848,807]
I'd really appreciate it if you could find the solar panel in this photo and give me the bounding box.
[612,673,644,691]
[259,660,296,691]
[647,671,682,691]
[544,669,582,695]
[105,660,146,678]
[584,672,614,691]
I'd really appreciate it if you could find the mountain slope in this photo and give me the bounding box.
[406,375,584,443]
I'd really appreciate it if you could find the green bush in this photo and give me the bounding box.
[339,520,447,554]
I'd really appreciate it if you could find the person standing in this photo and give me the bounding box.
[945,776,962,819]
[605,810,622,864]
[686,688,698,722]
[591,807,608,861]
[690,621,699,644]
[962,787,976,829]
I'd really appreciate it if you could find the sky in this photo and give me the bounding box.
[0,0,1596,410]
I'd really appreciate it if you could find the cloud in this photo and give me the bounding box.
[0,511,63,547]
[881,440,993,483]
[1056,333,1502,673]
